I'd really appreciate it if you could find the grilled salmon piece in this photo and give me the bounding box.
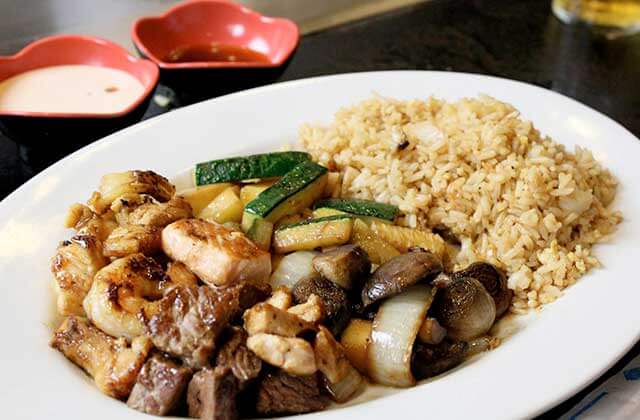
[161,219,271,287]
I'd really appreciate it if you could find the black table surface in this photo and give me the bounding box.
[1,0,639,418]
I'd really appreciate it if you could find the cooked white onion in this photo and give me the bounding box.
[326,364,364,402]
[269,251,319,288]
[368,285,434,387]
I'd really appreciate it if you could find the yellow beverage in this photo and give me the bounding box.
[553,0,640,30]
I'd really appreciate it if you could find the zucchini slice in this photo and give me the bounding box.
[312,207,348,218]
[195,151,311,185]
[314,198,399,221]
[273,215,353,253]
[242,161,328,230]
[246,218,274,251]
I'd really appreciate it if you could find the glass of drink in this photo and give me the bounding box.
[552,0,640,36]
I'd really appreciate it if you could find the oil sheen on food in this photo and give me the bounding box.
[0,65,144,114]
[164,43,270,63]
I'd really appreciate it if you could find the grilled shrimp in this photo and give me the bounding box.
[65,203,117,241]
[83,253,169,340]
[103,225,162,258]
[90,170,175,214]
[51,235,107,316]
[51,316,152,399]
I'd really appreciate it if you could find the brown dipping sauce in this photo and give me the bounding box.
[164,43,270,64]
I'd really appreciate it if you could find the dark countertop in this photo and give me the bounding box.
[1,0,639,417]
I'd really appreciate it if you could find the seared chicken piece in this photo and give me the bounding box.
[110,193,158,225]
[92,170,175,214]
[143,284,242,368]
[165,261,198,288]
[50,316,152,399]
[51,235,107,316]
[162,219,271,287]
[243,303,315,337]
[127,353,191,416]
[314,326,362,387]
[65,203,117,241]
[128,196,192,227]
[287,294,324,323]
[246,333,317,376]
[83,254,165,340]
[103,225,162,257]
[266,286,293,310]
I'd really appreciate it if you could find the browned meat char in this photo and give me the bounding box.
[144,282,270,368]
[187,367,239,420]
[215,327,262,388]
[127,353,191,415]
[144,285,237,368]
[255,370,330,415]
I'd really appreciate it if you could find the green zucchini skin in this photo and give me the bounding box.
[314,198,399,221]
[244,161,328,218]
[195,151,311,185]
[275,215,352,231]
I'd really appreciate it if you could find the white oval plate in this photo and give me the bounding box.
[0,71,638,420]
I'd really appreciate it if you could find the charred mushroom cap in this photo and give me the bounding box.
[431,276,496,341]
[361,250,442,307]
[292,273,351,336]
[452,262,512,317]
[411,340,467,380]
[312,245,371,291]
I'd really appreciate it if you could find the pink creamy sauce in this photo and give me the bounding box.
[0,65,145,114]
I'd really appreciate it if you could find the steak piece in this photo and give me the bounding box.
[255,370,330,415]
[187,367,239,420]
[215,327,262,389]
[144,283,270,368]
[127,353,191,415]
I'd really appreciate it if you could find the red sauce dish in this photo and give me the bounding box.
[0,35,159,168]
[132,0,299,70]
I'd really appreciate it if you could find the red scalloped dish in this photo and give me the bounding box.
[132,0,299,70]
[0,35,159,118]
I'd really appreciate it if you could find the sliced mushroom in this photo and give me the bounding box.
[431,276,496,341]
[417,317,447,345]
[312,245,371,290]
[361,250,442,307]
[451,262,512,317]
[292,273,351,336]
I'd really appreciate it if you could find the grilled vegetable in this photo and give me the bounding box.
[240,181,276,205]
[312,245,371,290]
[195,151,311,185]
[178,183,231,215]
[369,220,446,258]
[292,274,351,336]
[198,186,243,224]
[431,276,496,341]
[272,216,353,254]
[340,319,372,375]
[450,262,512,317]
[242,161,328,231]
[312,207,348,218]
[368,285,435,387]
[417,318,447,345]
[361,250,442,307]
[314,198,398,221]
[351,219,400,265]
[246,218,274,251]
[269,251,318,289]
